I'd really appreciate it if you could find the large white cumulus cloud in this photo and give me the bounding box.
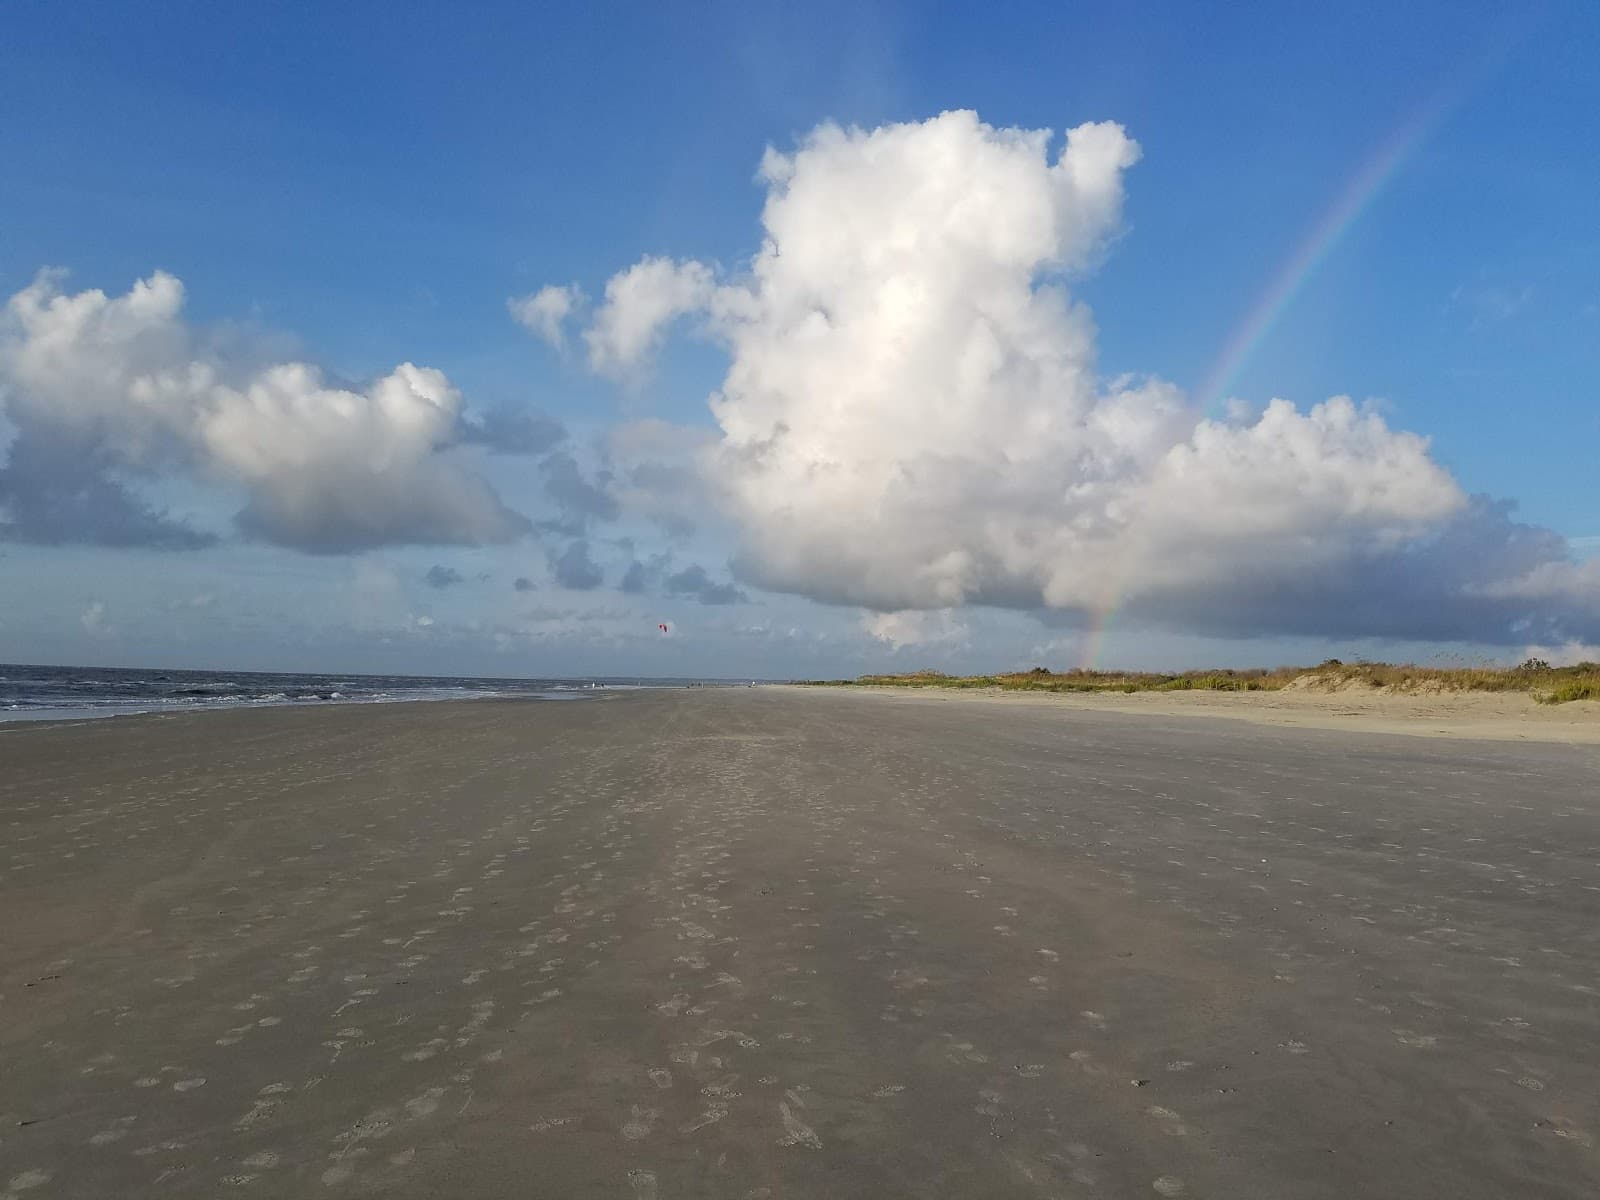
[553,109,1598,644]
[0,270,529,551]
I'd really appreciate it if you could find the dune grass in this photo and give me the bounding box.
[798,660,1600,704]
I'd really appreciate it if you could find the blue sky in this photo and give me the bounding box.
[1,0,1596,677]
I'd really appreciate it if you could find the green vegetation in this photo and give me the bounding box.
[1542,679,1600,704]
[796,659,1600,704]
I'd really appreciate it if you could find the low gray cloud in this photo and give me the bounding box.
[665,563,748,606]
[424,564,465,589]
[620,560,651,594]
[551,539,603,590]
[539,451,619,536]
[513,576,535,592]
[619,551,671,595]
[0,429,215,549]
[457,407,567,456]
[1094,497,1600,646]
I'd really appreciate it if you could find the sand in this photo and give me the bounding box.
[2,688,1599,1197]
[835,681,1600,745]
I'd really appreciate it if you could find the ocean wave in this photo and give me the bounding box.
[0,664,681,725]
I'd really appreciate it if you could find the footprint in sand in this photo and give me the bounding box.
[403,1038,447,1062]
[1148,1106,1188,1136]
[622,1105,659,1141]
[404,1087,445,1119]
[680,1103,728,1134]
[88,1117,137,1146]
[777,1101,821,1149]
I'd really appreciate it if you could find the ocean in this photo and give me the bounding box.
[0,663,709,723]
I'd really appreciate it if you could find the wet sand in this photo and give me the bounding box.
[3,688,1599,1197]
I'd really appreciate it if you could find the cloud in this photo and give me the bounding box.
[864,609,967,650]
[456,407,566,456]
[507,603,640,643]
[606,419,718,539]
[513,576,535,592]
[80,599,107,635]
[1520,641,1600,667]
[620,560,651,593]
[664,563,748,605]
[612,550,741,603]
[1470,554,1600,615]
[551,538,603,590]
[620,551,671,594]
[561,110,1599,646]
[0,427,216,548]
[1099,495,1583,643]
[583,257,716,377]
[1448,280,1534,327]
[424,564,465,588]
[539,450,619,533]
[0,270,530,552]
[508,284,583,348]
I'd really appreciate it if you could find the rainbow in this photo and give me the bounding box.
[1075,86,1467,672]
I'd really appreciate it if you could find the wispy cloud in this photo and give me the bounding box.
[1448,280,1534,326]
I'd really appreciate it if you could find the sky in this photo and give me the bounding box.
[1,0,1597,678]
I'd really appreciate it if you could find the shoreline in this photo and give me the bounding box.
[0,688,634,730]
[790,681,1600,745]
[0,662,728,730]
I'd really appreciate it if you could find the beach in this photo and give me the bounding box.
[835,680,1600,745]
[3,687,1599,1197]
